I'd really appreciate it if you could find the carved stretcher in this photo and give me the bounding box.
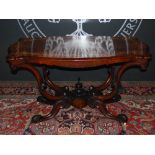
[7,36,151,134]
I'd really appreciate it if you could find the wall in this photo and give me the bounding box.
[0,19,155,81]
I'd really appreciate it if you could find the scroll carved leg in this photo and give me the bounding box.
[96,102,128,134]
[116,59,150,85]
[9,62,63,101]
[96,67,114,91]
[115,59,149,134]
[42,66,64,95]
[9,62,65,123]
[91,58,150,134]
[117,114,128,134]
[93,67,120,102]
[31,102,62,123]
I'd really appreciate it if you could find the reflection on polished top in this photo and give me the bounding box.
[9,36,150,58]
[44,36,115,58]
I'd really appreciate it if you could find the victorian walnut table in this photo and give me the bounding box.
[7,36,151,134]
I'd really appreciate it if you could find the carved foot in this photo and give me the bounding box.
[117,114,128,123]
[31,115,45,123]
[31,103,62,123]
[117,114,128,134]
[23,128,31,135]
[121,123,127,135]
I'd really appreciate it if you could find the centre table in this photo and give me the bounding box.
[7,36,151,134]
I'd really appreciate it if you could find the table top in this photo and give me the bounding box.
[7,36,151,68]
[8,36,150,58]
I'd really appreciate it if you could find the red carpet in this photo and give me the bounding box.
[0,81,155,135]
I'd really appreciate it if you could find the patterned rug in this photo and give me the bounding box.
[0,81,155,135]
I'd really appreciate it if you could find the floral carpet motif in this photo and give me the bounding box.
[0,81,155,135]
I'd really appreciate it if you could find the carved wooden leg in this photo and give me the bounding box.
[94,66,121,102]
[96,67,114,91]
[9,62,64,123]
[117,114,128,134]
[91,58,150,134]
[96,102,128,134]
[9,63,63,102]
[93,66,120,103]
[42,66,64,95]
[31,102,62,123]
[111,58,150,134]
